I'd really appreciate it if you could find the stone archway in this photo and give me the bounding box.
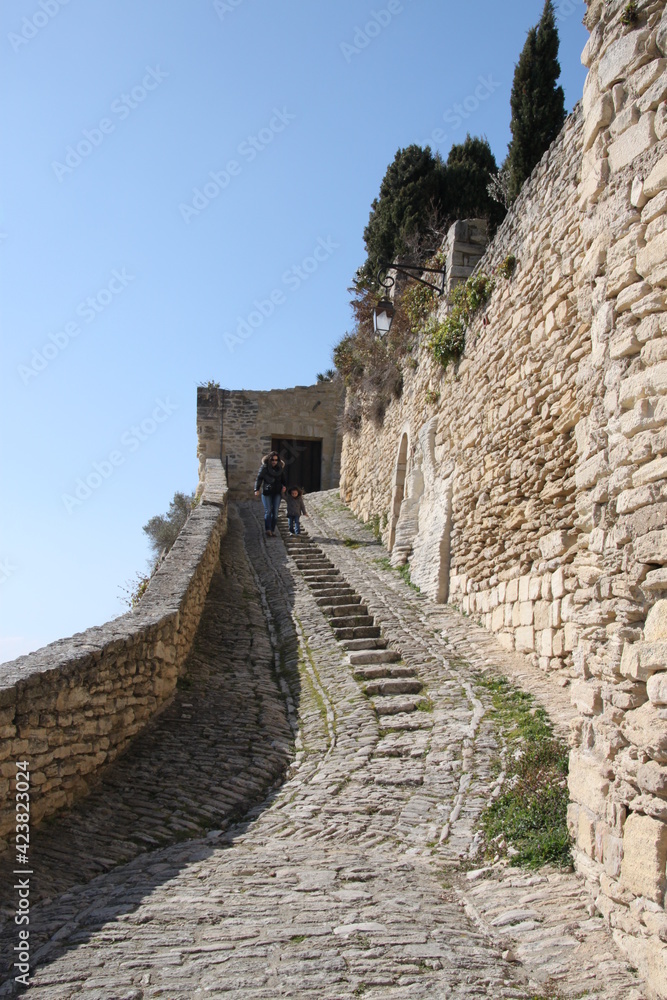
[388,431,409,553]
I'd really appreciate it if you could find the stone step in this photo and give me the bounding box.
[353,664,417,680]
[342,638,388,651]
[377,714,434,731]
[333,625,382,640]
[295,561,333,570]
[329,614,374,628]
[315,595,362,608]
[323,604,369,619]
[311,583,361,600]
[371,696,424,716]
[363,679,423,697]
[301,569,339,577]
[348,649,401,666]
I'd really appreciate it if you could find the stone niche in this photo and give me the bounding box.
[197,381,344,500]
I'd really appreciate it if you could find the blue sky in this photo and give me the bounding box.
[0,0,589,662]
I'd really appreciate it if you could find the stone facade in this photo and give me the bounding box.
[339,1,667,992]
[197,382,344,500]
[0,459,228,853]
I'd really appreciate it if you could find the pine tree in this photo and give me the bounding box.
[506,0,565,201]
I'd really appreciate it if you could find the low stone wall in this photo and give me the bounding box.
[0,459,228,852]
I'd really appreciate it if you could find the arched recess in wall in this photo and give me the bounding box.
[388,431,409,552]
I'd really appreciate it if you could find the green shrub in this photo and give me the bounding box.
[428,270,495,370]
[478,676,571,869]
[621,1,639,26]
[496,253,517,280]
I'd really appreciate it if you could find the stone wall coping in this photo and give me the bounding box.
[200,458,228,507]
[0,472,226,700]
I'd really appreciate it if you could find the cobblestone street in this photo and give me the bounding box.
[0,494,648,998]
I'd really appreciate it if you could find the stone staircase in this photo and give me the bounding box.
[278,517,428,725]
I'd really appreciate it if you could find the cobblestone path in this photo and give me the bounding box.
[0,496,647,999]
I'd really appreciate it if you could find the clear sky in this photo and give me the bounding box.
[0,0,589,663]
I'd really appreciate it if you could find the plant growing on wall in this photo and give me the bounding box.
[332,276,423,428]
[621,1,639,26]
[429,271,495,370]
[496,253,517,280]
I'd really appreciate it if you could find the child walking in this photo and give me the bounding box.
[286,486,307,535]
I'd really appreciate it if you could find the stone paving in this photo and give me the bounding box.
[0,494,649,998]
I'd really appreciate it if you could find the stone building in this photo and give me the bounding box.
[197,381,344,500]
[339,0,667,991]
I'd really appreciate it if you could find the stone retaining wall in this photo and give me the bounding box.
[339,1,667,992]
[0,459,228,852]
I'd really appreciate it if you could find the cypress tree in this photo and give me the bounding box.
[506,0,565,201]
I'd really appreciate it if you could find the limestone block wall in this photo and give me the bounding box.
[341,105,588,665]
[197,381,344,500]
[339,1,667,991]
[0,458,228,852]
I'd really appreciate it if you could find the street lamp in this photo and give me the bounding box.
[372,258,447,338]
[373,298,395,338]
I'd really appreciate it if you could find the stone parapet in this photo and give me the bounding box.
[0,460,228,853]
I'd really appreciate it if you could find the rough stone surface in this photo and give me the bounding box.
[0,496,647,999]
[0,459,228,848]
[338,4,667,989]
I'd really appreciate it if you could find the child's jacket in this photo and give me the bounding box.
[285,493,306,517]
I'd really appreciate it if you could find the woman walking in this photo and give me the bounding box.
[254,451,287,536]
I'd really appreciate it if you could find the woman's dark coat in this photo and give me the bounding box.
[254,456,287,496]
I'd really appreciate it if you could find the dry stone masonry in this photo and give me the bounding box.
[0,494,646,998]
[2,2,667,995]
[0,459,227,853]
[339,1,667,991]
